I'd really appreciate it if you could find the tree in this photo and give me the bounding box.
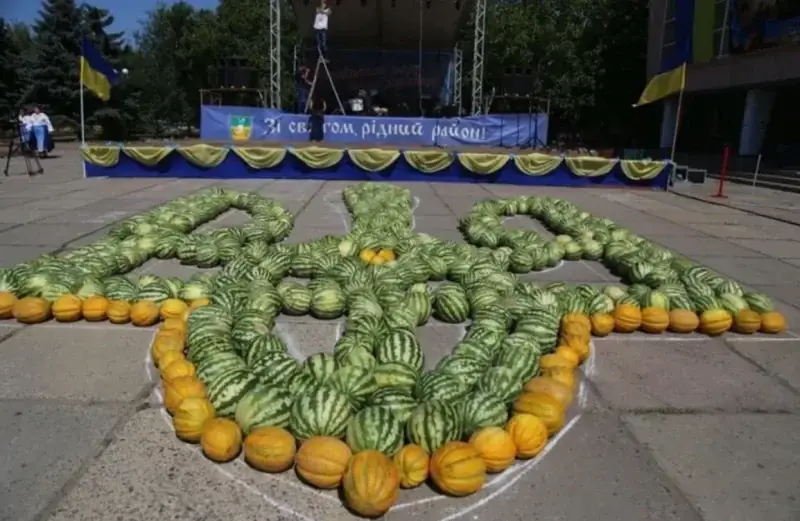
[30,0,83,129]
[79,4,139,140]
[135,2,220,135]
[0,19,26,118]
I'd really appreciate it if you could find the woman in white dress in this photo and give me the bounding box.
[29,106,54,157]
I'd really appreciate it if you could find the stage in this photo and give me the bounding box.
[81,141,671,188]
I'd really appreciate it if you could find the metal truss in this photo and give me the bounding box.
[268,0,282,109]
[470,0,486,115]
[453,45,463,115]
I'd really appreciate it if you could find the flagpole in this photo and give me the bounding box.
[79,60,86,146]
[669,86,683,163]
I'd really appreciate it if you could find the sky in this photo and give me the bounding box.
[5,0,219,38]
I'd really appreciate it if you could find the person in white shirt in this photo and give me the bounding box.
[18,109,33,149]
[29,106,54,156]
[313,0,331,61]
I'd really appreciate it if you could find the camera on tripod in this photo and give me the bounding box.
[3,109,43,177]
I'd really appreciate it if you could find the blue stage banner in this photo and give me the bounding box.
[202,106,549,148]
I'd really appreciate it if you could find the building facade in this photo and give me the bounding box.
[647,0,800,158]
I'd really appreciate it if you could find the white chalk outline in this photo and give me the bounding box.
[145,326,594,517]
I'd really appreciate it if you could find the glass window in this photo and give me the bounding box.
[662,42,676,63]
[666,0,676,20]
[663,19,676,45]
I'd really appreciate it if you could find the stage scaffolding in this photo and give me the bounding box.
[269,0,486,115]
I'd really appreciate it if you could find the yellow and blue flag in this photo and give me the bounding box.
[633,63,686,107]
[80,38,118,101]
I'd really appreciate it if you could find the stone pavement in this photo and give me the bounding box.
[671,179,800,226]
[1,150,799,521]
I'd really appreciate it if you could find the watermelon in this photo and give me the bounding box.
[374,329,424,374]
[367,387,418,422]
[345,406,404,456]
[289,385,353,440]
[328,365,377,409]
[415,370,469,403]
[433,283,471,323]
[234,384,293,434]
[373,362,419,390]
[405,400,463,453]
[206,369,261,417]
[475,366,523,404]
[436,354,488,387]
[300,353,339,383]
[461,390,509,436]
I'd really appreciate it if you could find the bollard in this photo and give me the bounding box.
[712,145,730,198]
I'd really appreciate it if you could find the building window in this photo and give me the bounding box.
[712,0,730,57]
[663,18,676,46]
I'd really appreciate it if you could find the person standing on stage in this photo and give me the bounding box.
[295,65,313,113]
[29,106,54,158]
[309,96,327,143]
[314,0,331,62]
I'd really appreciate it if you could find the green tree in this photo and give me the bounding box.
[135,2,220,135]
[30,0,83,129]
[0,19,27,118]
[79,4,139,140]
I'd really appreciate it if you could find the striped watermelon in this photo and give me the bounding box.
[300,353,339,383]
[462,327,506,353]
[328,365,377,409]
[276,281,312,315]
[241,333,288,366]
[405,400,463,453]
[406,288,433,326]
[234,384,293,434]
[250,351,299,386]
[382,306,418,332]
[206,369,261,417]
[373,362,419,390]
[288,372,317,397]
[367,387,418,422]
[461,390,509,436]
[374,330,424,373]
[475,367,523,404]
[414,370,469,403]
[433,283,470,323]
[743,292,773,313]
[494,334,541,381]
[289,385,353,440]
[310,283,346,319]
[195,351,247,383]
[345,406,404,456]
[451,339,494,365]
[435,354,488,387]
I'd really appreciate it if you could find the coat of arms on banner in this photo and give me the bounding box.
[229,115,253,141]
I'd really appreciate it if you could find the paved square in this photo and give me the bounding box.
[1,150,799,521]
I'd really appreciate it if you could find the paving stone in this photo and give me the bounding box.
[285,225,348,243]
[0,223,109,246]
[415,322,467,370]
[0,401,123,521]
[727,239,800,259]
[728,339,800,392]
[652,236,767,258]
[133,259,218,279]
[412,215,461,234]
[588,338,799,412]
[519,260,614,283]
[0,245,57,267]
[0,326,154,402]
[691,256,800,286]
[624,413,800,521]
[272,321,339,359]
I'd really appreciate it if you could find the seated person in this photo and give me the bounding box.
[29,106,55,157]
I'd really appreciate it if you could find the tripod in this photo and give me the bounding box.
[3,122,43,177]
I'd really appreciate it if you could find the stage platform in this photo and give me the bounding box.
[81,141,672,188]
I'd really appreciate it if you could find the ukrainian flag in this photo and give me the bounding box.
[80,38,118,101]
[633,63,686,107]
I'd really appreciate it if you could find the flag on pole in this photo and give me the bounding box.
[80,38,118,101]
[633,63,687,107]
